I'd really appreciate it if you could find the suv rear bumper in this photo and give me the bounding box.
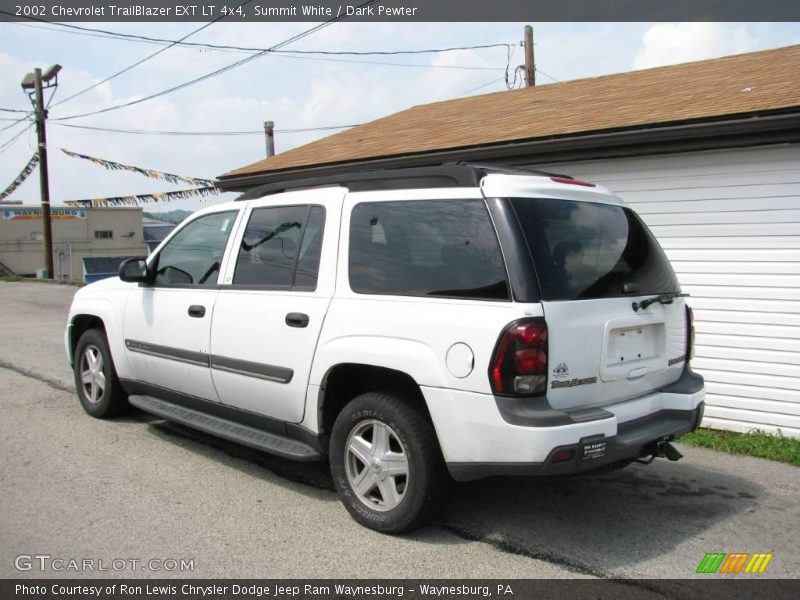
[422,367,705,482]
[447,402,703,481]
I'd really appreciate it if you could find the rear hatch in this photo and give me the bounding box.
[509,195,687,411]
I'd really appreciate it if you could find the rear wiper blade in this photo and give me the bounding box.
[632,292,689,312]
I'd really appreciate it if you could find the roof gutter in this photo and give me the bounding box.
[217,110,800,192]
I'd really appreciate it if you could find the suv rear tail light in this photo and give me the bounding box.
[687,306,696,360]
[490,318,548,396]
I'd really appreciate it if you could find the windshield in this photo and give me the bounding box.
[510,197,680,301]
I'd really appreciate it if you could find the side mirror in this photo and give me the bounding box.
[119,258,149,283]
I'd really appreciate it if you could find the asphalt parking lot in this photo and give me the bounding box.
[1,281,798,590]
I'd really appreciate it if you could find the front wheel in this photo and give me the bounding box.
[73,328,128,418]
[330,392,447,533]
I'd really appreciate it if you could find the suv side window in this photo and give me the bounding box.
[153,211,236,286]
[349,199,509,300]
[233,205,325,289]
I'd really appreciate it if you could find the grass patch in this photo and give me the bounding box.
[1,274,24,282]
[680,428,800,467]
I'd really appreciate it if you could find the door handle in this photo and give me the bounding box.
[188,305,206,318]
[627,366,649,379]
[285,312,309,328]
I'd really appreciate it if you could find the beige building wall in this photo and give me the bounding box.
[0,206,148,280]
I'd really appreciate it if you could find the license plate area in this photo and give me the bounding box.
[607,324,659,367]
[581,439,608,461]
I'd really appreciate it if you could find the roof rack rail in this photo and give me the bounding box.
[236,162,572,201]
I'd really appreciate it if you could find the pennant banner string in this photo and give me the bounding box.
[61,148,215,187]
[0,153,39,201]
[63,186,219,208]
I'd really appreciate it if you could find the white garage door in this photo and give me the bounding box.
[536,144,800,438]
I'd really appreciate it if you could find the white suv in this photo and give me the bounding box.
[65,164,705,533]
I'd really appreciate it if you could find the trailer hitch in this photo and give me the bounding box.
[635,439,683,464]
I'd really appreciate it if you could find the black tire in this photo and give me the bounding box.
[330,392,447,533]
[73,328,128,418]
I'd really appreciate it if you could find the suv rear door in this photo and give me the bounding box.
[208,188,344,422]
[508,194,688,411]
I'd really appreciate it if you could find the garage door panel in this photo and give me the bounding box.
[689,297,800,314]
[667,249,800,263]
[696,333,800,353]
[671,261,800,274]
[693,308,800,327]
[605,171,800,193]
[661,236,800,250]
[702,404,800,431]
[644,209,800,226]
[705,394,800,417]
[695,344,800,366]
[651,223,800,237]
[693,357,800,378]
[706,381,800,404]
[695,321,800,339]
[624,184,800,204]
[634,196,800,214]
[699,369,800,391]
[683,285,800,301]
[680,273,800,287]
[700,415,800,437]
[552,147,799,183]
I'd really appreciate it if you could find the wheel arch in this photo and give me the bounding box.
[317,363,434,447]
[69,314,106,361]
[67,297,133,379]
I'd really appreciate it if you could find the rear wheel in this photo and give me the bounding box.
[73,329,128,418]
[330,392,447,533]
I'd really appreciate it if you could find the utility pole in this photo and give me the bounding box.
[523,25,535,87]
[21,65,60,279]
[264,121,275,157]
[33,68,54,279]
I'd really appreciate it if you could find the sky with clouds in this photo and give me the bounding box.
[1,21,799,212]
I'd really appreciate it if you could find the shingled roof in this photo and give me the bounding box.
[219,44,800,189]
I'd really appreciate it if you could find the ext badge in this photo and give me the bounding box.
[550,363,597,389]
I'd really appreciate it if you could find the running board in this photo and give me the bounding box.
[129,395,322,461]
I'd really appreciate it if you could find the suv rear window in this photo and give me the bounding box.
[349,199,509,300]
[511,198,680,301]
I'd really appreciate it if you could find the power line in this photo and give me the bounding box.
[6,20,506,72]
[0,107,33,113]
[5,21,176,49]
[51,0,380,122]
[265,43,513,57]
[274,51,499,71]
[0,116,32,134]
[50,0,255,108]
[0,17,511,57]
[454,77,506,98]
[0,124,33,156]
[535,67,560,82]
[4,20,507,72]
[52,122,361,136]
